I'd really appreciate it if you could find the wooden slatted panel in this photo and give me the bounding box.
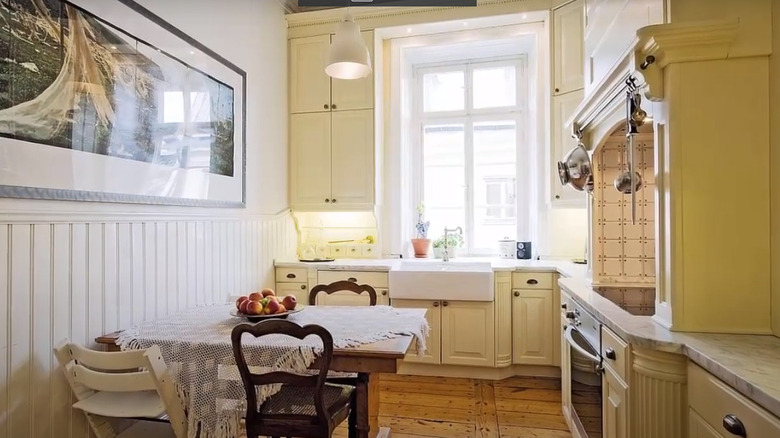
[0,213,295,438]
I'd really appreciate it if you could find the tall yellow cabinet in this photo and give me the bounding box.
[289,31,376,210]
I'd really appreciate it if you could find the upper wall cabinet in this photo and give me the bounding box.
[290,32,374,114]
[552,0,585,96]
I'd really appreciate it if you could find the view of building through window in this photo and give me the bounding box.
[416,58,524,254]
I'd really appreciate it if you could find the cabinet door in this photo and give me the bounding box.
[275,282,309,307]
[290,35,331,114]
[290,112,332,206]
[331,31,374,111]
[689,409,724,438]
[603,367,628,438]
[317,291,375,306]
[552,0,584,95]
[551,89,585,206]
[330,109,374,206]
[393,299,441,365]
[560,312,572,420]
[494,272,513,367]
[512,289,554,365]
[441,301,495,367]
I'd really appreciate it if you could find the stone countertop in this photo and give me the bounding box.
[559,277,780,419]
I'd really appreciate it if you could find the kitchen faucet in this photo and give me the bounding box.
[442,226,463,262]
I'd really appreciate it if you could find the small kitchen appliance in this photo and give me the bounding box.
[516,241,532,259]
[498,238,516,259]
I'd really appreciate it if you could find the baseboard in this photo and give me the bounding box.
[396,362,562,380]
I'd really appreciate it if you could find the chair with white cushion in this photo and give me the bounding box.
[54,341,188,438]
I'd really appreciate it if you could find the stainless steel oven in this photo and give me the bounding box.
[563,299,603,438]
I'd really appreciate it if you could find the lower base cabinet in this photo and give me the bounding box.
[315,288,390,306]
[689,409,724,438]
[512,289,554,365]
[394,299,495,367]
[275,282,309,305]
[603,365,628,438]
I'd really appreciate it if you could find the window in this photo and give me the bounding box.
[414,58,526,254]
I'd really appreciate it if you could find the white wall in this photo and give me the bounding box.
[0,1,294,437]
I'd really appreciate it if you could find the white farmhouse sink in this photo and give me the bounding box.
[389,261,494,301]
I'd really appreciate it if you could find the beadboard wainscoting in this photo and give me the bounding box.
[0,212,297,438]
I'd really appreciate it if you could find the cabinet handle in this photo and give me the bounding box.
[442,301,449,307]
[331,198,337,203]
[300,284,306,290]
[331,104,337,109]
[604,347,616,360]
[324,104,330,109]
[722,414,747,437]
[325,198,330,203]
[347,277,357,283]
[513,291,520,297]
[433,301,440,307]
[286,273,296,279]
[527,279,538,285]
[381,290,387,296]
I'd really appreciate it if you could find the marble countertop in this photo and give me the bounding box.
[559,277,780,419]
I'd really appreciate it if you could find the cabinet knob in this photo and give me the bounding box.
[433,301,440,307]
[381,290,387,296]
[527,279,538,285]
[604,347,616,360]
[554,88,560,93]
[442,301,449,307]
[331,104,337,109]
[347,277,357,283]
[324,104,330,109]
[331,198,337,203]
[325,198,330,203]
[513,291,520,297]
[722,414,747,437]
[300,284,306,290]
[286,273,296,279]
[555,195,561,199]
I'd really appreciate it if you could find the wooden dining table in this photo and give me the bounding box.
[96,309,424,438]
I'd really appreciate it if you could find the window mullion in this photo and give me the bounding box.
[464,64,475,255]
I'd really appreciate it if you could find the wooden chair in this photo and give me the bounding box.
[308,280,378,306]
[53,341,188,438]
[231,320,355,438]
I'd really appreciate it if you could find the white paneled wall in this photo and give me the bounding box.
[0,212,296,438]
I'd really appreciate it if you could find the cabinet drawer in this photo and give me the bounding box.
[317,270,388,288]
[512,272,554,289]
[689,362,780,438]
[601,325,628,383]
[276,267,308,283]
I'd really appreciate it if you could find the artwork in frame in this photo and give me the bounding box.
[0,0,246,207]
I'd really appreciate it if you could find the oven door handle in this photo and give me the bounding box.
[564,325,602,366]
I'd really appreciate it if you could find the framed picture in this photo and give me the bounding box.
[0,0,246,207]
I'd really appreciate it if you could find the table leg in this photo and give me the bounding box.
[354,372,371,438]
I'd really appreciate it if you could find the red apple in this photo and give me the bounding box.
[239,299,251,314]
[265,300,280,315]
[248,292,262,301]
[236,296,249,310]
[282,295,297,311]
[261,288,275,297]
[275,304,287,314]
[246,300,263,315]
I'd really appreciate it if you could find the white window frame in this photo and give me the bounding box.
[411,55,529,255]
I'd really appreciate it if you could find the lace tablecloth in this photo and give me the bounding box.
[117,304,428,438]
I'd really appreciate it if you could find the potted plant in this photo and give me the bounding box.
[432,233,464,259]
[411,204,430,258]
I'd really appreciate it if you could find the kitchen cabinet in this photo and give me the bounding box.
[550,89,585,206]
[552,0,584,96]
[689,410,724,438]
[560,311,572,421]
[316,288,389,306]
[275,282,309,306]
[290,109,374,209]
[393,299,441,365]
[441,300,495,367]
[494,272,513,367]
[313,270,389,306]
[289,32,374,114]
[603,364,628,438]
[512,289,554,365]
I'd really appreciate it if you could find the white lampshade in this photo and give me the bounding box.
[326,17,372,80]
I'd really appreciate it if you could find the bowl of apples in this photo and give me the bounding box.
[231,288,301,322]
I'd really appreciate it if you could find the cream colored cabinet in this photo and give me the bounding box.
[393,299,441,365]
[289,32,374,114]
[494,272,513,367]
[560,311,572,421]
[441,300,495,367]
[550,89,585,206]
[603,365,628,438]
[313,270,388,306]
[689,410,724,438]
[315,288,389,306]
[275,282,310,306]
[290,109,374,209]
[512,289,554,365]
[552,0,584,95]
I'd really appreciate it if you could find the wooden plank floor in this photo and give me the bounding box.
[333,374,573,438]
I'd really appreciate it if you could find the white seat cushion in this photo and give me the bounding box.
[73,390,166,419]
[117,420,177,438]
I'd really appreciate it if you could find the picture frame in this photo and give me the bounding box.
[0,0,247,207]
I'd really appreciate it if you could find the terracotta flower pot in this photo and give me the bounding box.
[411,238,430,258]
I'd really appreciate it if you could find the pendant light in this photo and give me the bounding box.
[325,15,372,80]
